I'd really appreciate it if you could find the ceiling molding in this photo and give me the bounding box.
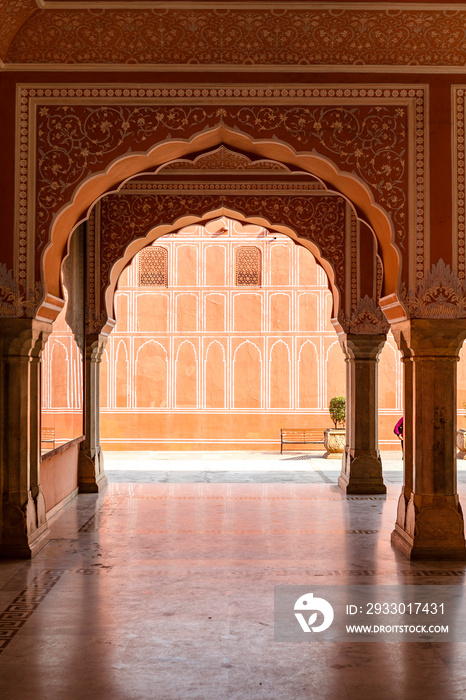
[7,5,466,69]
[3,63,466,74]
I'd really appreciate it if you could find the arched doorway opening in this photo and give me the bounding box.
[98,217,348,454]
[35,144,392,549]
[14,130,463,563]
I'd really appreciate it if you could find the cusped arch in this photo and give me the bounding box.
[41,131,399,316]
[104,207,342,326]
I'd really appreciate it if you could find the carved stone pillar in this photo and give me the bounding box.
[392,319,466,560]
[338,334,386,494]
[393,333,414,533]
[0,319,52,558]
[79,334,108,493]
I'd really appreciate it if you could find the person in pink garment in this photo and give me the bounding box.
[394,417,403,450]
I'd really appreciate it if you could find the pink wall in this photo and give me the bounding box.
[43,217,466,452]
[99,218,405,450]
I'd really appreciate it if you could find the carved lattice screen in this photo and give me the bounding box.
[235,246,261,286]
[138,247,168,286]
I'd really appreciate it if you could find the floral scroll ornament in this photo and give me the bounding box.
[7,8,466,69]
[85,310,109,335]
[0,263,42,317]
[339,295,390,335]
[401,259,466,319]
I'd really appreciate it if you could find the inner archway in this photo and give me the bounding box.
[100,217,345,451]
[91,216,402,455]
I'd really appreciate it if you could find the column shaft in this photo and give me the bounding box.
[0,319,51,558]
[338,334,386,494]
[78,334,108,493]
[392,319,466,560]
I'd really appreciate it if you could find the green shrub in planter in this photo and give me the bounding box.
[329,396,346,429]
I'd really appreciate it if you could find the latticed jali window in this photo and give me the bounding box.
[235,246,262,286]
[138,247,168,286]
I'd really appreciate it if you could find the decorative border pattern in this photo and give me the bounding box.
[7,7,466,70]
[123,182,324,193]
[376,256,383,301]
[454,87,465,281]
[14,84,427,321]
[415,91,427,282]
[85,207,107,333]
[0,569,65,655]
[351,213,358,309]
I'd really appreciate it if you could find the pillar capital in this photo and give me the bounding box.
[339,333,386,361]
[391,318,466,358]
[0,317,52,357]
[84,332,109,362]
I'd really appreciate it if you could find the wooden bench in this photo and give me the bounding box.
[280,429,325,454]
[41,427,55,452]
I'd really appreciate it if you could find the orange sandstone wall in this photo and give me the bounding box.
[41,442,79,516]
[99,219,404,451]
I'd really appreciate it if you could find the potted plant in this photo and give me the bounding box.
[457,401,466,458]
[324,396,346,458]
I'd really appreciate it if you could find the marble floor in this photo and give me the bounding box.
[103,450,406,484]
[1,451,466,699]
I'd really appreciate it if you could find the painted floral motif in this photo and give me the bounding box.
[7,8,466,67]
[344,295,390,335]
[0,0,36,61]
[16,86,425,320]
[34,99,408,256]
[402,259,466,319]
[0,263,42,317]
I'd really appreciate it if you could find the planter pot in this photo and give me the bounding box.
[324,428,346,459]
[457,429,466,459]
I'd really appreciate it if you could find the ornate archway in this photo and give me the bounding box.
[8,84,425,325]
[73,150,387,501]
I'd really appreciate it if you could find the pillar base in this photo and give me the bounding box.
[0,498,51,559]
[78,449,108,493]
[391,525,466,561]
[391,493,466,560]
[338,449,386,494]
[0,523,50,559]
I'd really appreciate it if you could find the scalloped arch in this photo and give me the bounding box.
[41,129,399,320]
[105,208,341,323]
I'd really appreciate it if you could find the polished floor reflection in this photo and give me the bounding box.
[1,453,466,699]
